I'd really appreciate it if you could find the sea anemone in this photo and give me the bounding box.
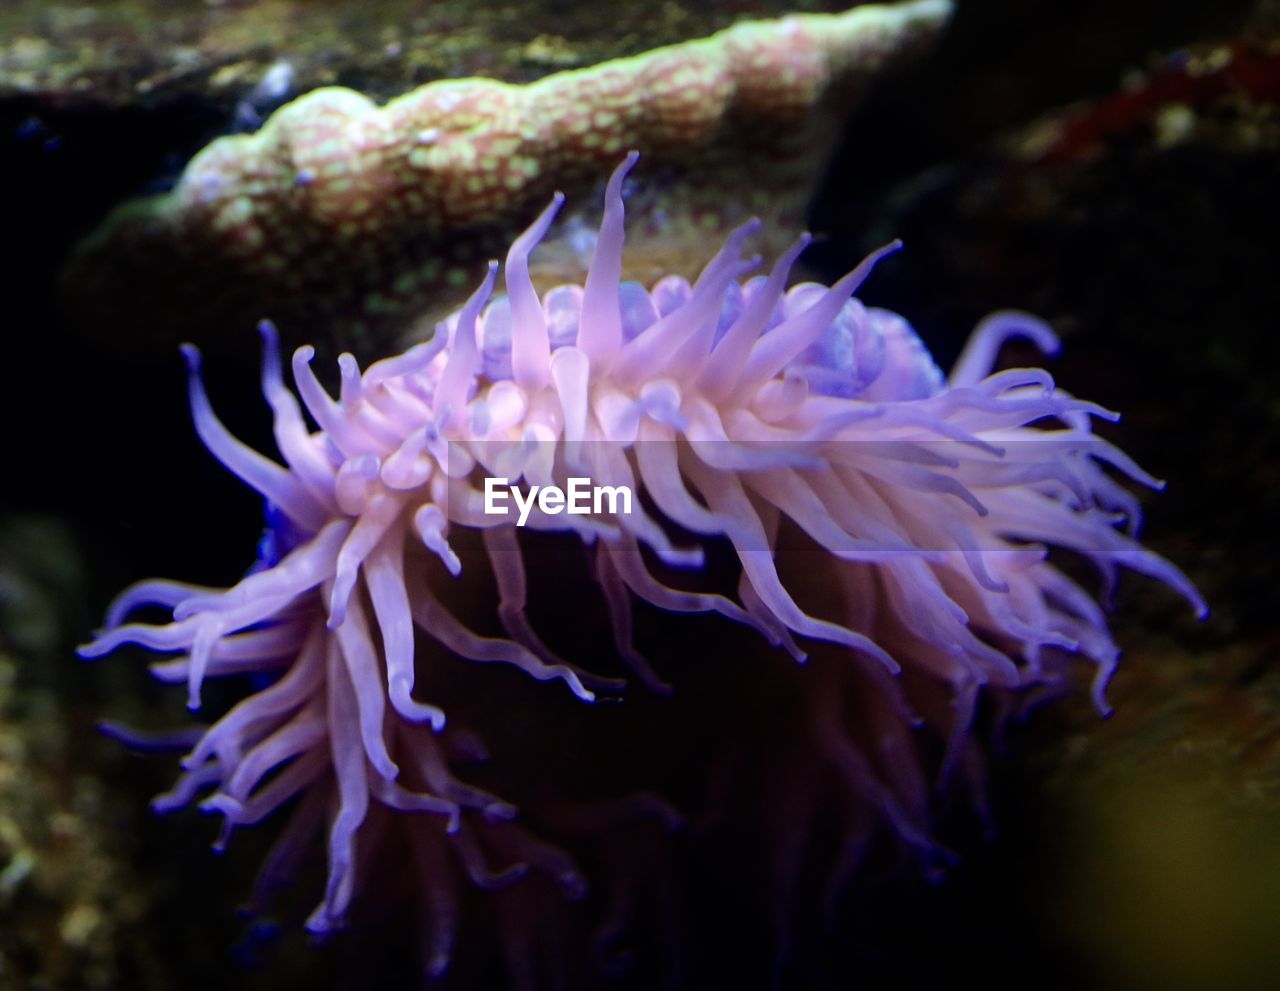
[82,153,1204,982]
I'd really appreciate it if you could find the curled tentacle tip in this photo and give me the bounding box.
[95,720,135,743]
[662,812,687,833]
[500,864,530,887]
[484,802,518,824]
[179,343,201,369]
[199,794,239,815]
[561,873,588,900]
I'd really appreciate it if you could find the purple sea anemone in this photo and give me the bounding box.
[82,153,1204,982]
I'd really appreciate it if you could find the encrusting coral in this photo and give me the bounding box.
[61,0,953,350]
[82,153,1204,984]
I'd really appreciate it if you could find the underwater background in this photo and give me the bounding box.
[0,1,1276,989]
